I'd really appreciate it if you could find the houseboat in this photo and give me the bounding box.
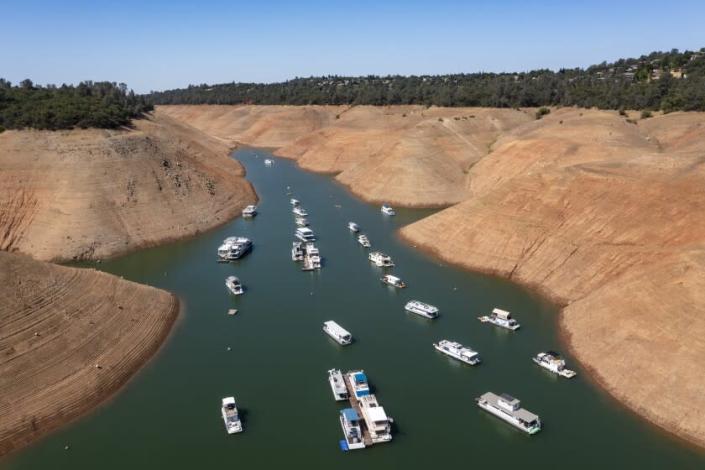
[478,308,520,331]
[357,234,371,248]
[221,396,243,434]
[476,392,541,435]
[358,394,392,444]
[242,205,257,218]
[381,204,396,216]
[290,198,300,206]
[217,236,252,261]
[295,227,316,242]
[328,369,349,401]
[368,251,394,267]
[433,340,480,365]
[348,222,360,232]
[264,158,274,167]
[381,274,406,288]
[323,321,352,345]
[225,276,244,295]
[295,216,309,227]
[292,206,308,217]
[339,408,366,450]
[346,370,371,398]
[533,351,577,378]
[405,300,439,319]
[291,241,304,261]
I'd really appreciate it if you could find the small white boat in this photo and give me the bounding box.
[339,408,366,450]
[291,241,304,261]
[478,308,520,331]
[290,198,300,206]
[323,321,352,345]
[381,204,396,216]
[221,397,243,434]
[292,206,308,217]
[242,205,257,218]
[533,351,577,378]
[434,339,480,365]
[368,251,394,267]
[348,222,360,232]
[295,227,316,242]
[476,392,541,435]
[381,274,406,288]
[346,370,370,398]
[295,217,309,227]
[264,158,274,167]
[225,276,244,295]
[357,234,371,248]
[328,369,349,401]
[405,300,439,319]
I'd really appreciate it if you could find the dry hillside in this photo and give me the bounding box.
[0,111,256,262]
[160,104,705,447]
[0,251,178,456]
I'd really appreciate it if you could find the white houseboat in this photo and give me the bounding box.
[346,370,371,398]
[339,408,366,451]
[242,205,257,218]
[348,221,360,232]
[357,234,371,248]
[225,276,244,295]
[291,241,304,261]
[381,204,396,216]
[264,158,274,167]
[368,251,394,267]
[358,394,393,444]
[323,321,352,345]
[405,300,439,319]
[381,274,406,288]
[476,392,541,435]
[290,198,300,206]
[295,216,309,227]
[533,351,577,378]
[295,227,316,242]
[217,237,252,261]
[478,308,520,331]
[328,369,349,401]
[292,206,308,216]
[433,340,480,365]
[221,396,243,434]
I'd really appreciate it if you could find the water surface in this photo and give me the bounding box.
[5,148,705,469]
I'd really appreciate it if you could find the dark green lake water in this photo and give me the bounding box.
[5,148,705,469]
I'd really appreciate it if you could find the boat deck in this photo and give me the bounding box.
[343,375,374,446]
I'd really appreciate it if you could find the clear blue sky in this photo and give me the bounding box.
[2,0,703,93]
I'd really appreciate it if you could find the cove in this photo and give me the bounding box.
[4,148,705,469]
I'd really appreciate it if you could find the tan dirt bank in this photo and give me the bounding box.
[159,104,705,447]
[0,251,178,456]
[0,110,256,262]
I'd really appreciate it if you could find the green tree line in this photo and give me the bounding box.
[0,79,153,131]
[146,48,705,112]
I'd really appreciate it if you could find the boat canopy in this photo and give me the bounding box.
[354,372,367,384]
[342,408,360,422]
[492,308,511,319]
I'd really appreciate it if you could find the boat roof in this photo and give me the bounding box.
[367,406,388,423]
[222,396,235,405]
[385,275,401,281]
[354,372,367,383]
[297,227,314,234]
[515,408,539,423]
[342,408,360,422]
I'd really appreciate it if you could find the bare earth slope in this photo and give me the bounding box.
[0,251,178,456]
[160,105,705,447]
[0,110,256,262]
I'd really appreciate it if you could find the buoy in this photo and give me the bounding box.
[227,347,232,351]
[64,445,70,451]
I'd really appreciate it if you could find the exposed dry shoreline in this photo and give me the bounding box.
[0,111,256,457]
[159,104,705,448]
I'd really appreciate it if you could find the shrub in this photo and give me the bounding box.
[535,107,551,119]
[641,110,653,119]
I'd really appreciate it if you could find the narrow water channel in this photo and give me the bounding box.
[6,148,705,469]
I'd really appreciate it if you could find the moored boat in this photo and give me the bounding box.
[346,370,370,398]
[476,392,541,435]
[533,351,577,378]
[405,300,439,319]
[242,205,257,218]
[290,198,300,206]
[295,227,316,242]
[217,236,252,261]
[225,276,244,295]
[358,394,392,443]
[295,216,309,227]
[368,251,394,267]
[381,274,406,288]
[478,308,520,331]
[291,241,304,261]
[323,321,352,345]
[381,204,396,216]
[328,369,349,401]
[221,396,243,434]
[357,234,371,248]
[433,339,480,365]
[348,221,360,232]
[339,408,366,450]
[293,206,308,216]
